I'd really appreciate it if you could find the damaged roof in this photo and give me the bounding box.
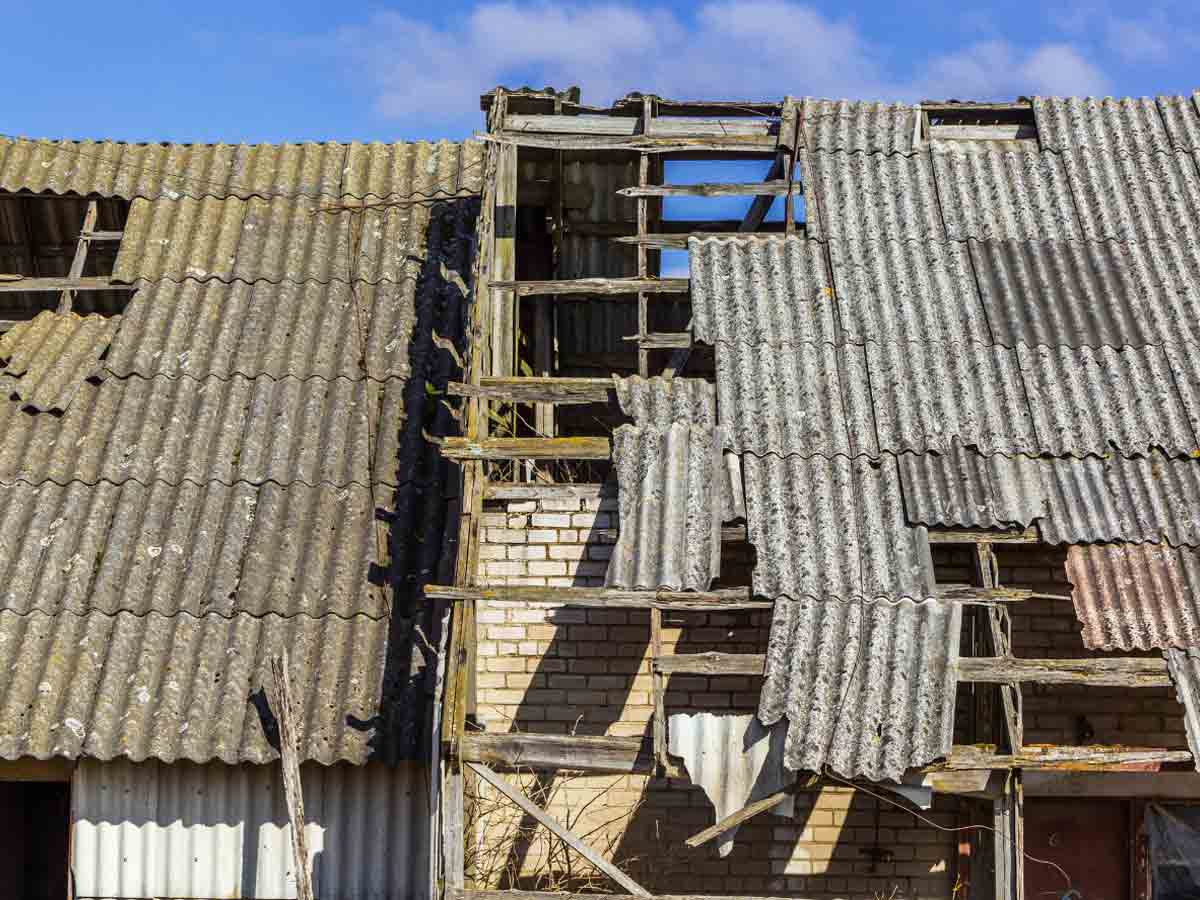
[0,135,482,765]
[681,90,1200,776]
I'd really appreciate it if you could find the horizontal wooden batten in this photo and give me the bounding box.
[618,180,799,198]
[439,436,611,461]
[79,230,124,241]
[927,527,1039,544]
[957,656,1173,688]
[505,114,640,135]
[654,652,765,676]
[622,331,692,349]
[490,277,689,296]
[644,118,777,139]
[937,744,1192,772]
[0,276,134,293]
[449,377,614,404]
[484,131,778,153]
[930,124,1037,141]
[482,483,611,501]
[425,583,771,611]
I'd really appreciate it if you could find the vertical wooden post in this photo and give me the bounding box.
[59,201,98,314]
[780,97,799,235]
[650,607,666,772]
[975,543,1022,751]
[636,97,652,378]
[270,650,314,900]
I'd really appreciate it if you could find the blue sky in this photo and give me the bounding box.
[3,0,1197,143]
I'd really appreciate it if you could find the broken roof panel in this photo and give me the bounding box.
[829,238,990,346]
[0,374,407,489]
[1065,148,1200,247]
[1033,96,1174,155]
[1165,647,1200,770]
[801,99,918,155]
[0,608,388,764]
[0,137,483,202]
[614,374,715,429]
[714,340,876,459]
[864,340,1035,456]
[742,453,935,601]
[103,279,420,381]
[969,238,1160,349]
[932,144,1082,240]
[0,480,384,618]
[688,236,837,347]
[1066,543,1200,651]
[803,148,944,243]
[0,311,119,411]
[758,596,960,780]
[897,440,1046,529]
[606,424,724,592]
[1016,344,1197,458]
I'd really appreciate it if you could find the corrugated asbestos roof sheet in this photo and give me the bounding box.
[898,440,1046,529]
[0,480,384,618]
[969,239,1160,349]
[1066,543,1200,651]
[0,136,480,764]
[0,609,388,764]
[1016,344,1198,457]
[103,279,418,381]
[742,453,934,601]
[0,137,483,201]
[801,99,918,155]
[689,236,837,346]
[758,597,961,780]
[614,374,716,429]
[606,424,724,592]
[1033,96,1179,155]
[0,311,119,411]
[931,143,1082,240]
[0,374,407,489]
[1165,647,1200,770]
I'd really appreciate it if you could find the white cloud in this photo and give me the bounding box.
[329,1,1109,130]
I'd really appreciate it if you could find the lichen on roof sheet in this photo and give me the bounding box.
[0,310,119,411]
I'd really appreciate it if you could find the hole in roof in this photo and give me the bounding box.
[661,159,804,226]
[925,103,1038,142]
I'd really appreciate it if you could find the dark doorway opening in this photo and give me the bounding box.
[0,781,70,900]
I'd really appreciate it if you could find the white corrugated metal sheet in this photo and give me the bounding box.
[72,757,428,899]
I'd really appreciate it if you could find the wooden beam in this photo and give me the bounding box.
[612,233,738,249]
[928,527,1039,544]
[650,607,666,772]
[622,331,691,349]
[483,483,610,501]
[957,656,1172,688]
[439,436,611,461]
[0,276,134,293]
[467,761,651,896]
[654,652,765,676]
[505,114,639,135]
[644,117,776,138]
[618,181,800,198]
[59,200,98,313]
[934,744,1192,771]
[425,583,771,611]
[739,154,785,233]
[460,732,656,774]
[930,124,1037,141]
[448,377,614,404]
[270,650,314,900]
[79,229,123,241]
[490,277,689,296]
[685,789,791,849]
[485,131,778,153]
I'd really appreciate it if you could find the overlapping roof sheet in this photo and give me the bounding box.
[800,99,918,155]
[0,136,480,764]
[758,596,961,780]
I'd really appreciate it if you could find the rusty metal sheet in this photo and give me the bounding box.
[803,147,944,243]
[742,453,935,601]
[1066,543,1200,651]
[1064,148,1200,247]
[829,238,989,346]
[688,236,838,346]
[932,143,1082,240]
[864,340,1035,456]
[0,136,483,202]
[969,238,1160,349]
[0,374,408,489]
[0,310,119,411]
[1033,96,1174,154]
[606,423,724,592]
[1016,344,1197,458]
[1040,453,1200,547]
[0,607,388,764]
[758,596,961,780]
[897,440,1047,529]
[801,99,918,155]
[714,340,876,459]
[0,480,384,618]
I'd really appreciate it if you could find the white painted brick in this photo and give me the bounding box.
[507,515,528,528]
[546,577,576,587]
[488,529,526,544]
[532,513,573,528]
[476,609,509,624]
[476,641,498,657]
[507,501,537,513]
[511,609,553,624]
[508,545,548,560]
[529,561,569,576]
[550,545,588,560]
[518,641,540,655]
[556,529,580,543]
[509,576,548,586]
[485,561,525,576]
[479,544,507,560]
[488,626,526,640]
[480,513,508,528]
[540,498,585,511]
[526,529,558,543]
